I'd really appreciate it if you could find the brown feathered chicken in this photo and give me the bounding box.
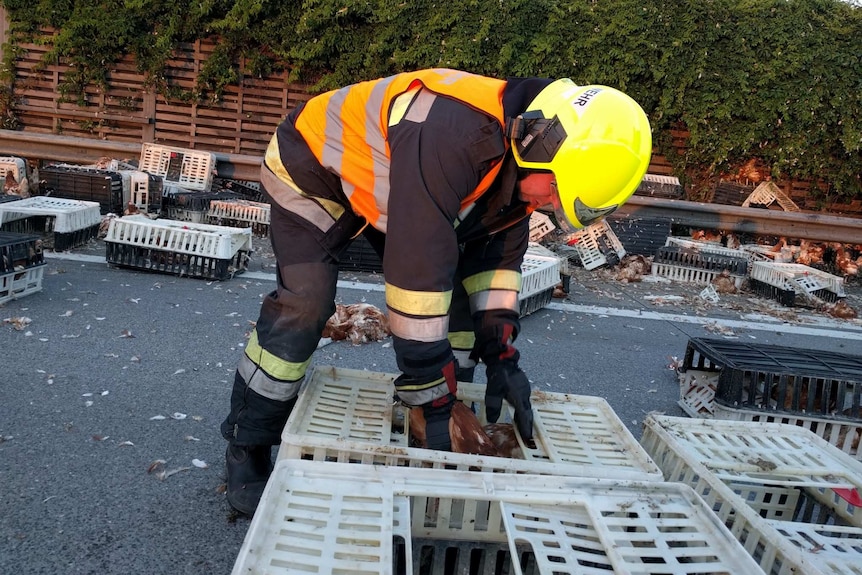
[826,300,858,319]
[711,269,738,294]
[3,170,29,197]
[483,423,524,459]
[409,402,500,456]
[322,303,390,344]
[615,254,651,283]
[123,202,140,216]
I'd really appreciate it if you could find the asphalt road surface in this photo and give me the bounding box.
[2,238,861,574]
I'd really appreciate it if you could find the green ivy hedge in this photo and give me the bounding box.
[2,0,860,199]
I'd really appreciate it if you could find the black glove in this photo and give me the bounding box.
[485,360,534,441]
[394,360,457,451]
[422,393,455,451]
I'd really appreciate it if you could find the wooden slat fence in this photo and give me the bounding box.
[1,18,859,216]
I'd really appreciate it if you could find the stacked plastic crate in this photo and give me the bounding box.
[0,231,46,304]
[0,197,102,250]
[641,414,862,575]
[676,337,862,460]
[231,364,764,575]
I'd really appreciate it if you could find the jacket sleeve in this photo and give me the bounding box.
[384,90,506,406]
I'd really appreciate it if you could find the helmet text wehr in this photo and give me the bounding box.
[574,88,602,107]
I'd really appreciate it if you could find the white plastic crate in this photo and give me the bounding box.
[206,199,270,235]
[138,143,215,192]
[277,365,662,480]
[520,244,561,299]
[104,215,252,280]
[234,459,762,575]
[651,262,746,287]
[713,403,862,462]
[665,236,750,259]
[0,264,45,304]
[742,181,801,211]
[641,415,862,575]
[566,219,626,270]
[117,170,161,213]
[678,369,717,417]
[527,211,554,242]
[0,196,101,234]
[751,261,845,298]
[0,156,27,183]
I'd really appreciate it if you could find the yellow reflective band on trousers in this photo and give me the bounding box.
[386,283,452,316]
[396,374,446,393]
[244,329,311,383]
[462,269,522,295]
[448,331,475,351]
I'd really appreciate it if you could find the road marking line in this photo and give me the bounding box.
[48,252,862,340]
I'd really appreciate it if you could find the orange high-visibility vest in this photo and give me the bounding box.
[293,69,508,230]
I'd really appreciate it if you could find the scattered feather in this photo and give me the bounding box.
[119,329,135,338]
[149,415,166,421]
[118,441,134,447]
[172,369,186,375]
[192,459,208,469]
[171,412,187,420]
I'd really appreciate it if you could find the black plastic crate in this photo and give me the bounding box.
[634,174,683,199]
[654,245,749,275]
[0,232,44,273]
[339,235,383,273]
[162,188,243,216]
[105,242,249,281]
[212,177,267,203]
[749,278,841,306]
[607,215,672,256]
[0,217,99,251]
[682,337,862,420]
[711,181,754,206]
[39,165,124,214]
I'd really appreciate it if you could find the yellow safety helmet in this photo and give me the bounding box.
[510,79,652,231]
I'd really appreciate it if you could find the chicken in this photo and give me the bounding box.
[795,240,824,266]
[826,300,858,319]
[736,158,766,184]
[711,269,738,294]
[615,254,651,283]
[322,303,390,344]
[409,402,500,457]
[123,202,140,216]
[483,423,524,459]
[2,170,29,197]
[98,214,117,238]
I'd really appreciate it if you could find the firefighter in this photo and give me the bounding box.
[221,69,652,515]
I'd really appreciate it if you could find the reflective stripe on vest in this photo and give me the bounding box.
[294,69,508,232]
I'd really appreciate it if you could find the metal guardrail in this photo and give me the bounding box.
[2,129,861,244]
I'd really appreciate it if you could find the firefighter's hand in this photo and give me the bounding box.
[485,360,534,441]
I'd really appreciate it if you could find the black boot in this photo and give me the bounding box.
[225,443,273,516]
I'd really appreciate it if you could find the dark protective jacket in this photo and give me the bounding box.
[261,69,552,406]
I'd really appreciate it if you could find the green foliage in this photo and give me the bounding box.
[0,0,860,197]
